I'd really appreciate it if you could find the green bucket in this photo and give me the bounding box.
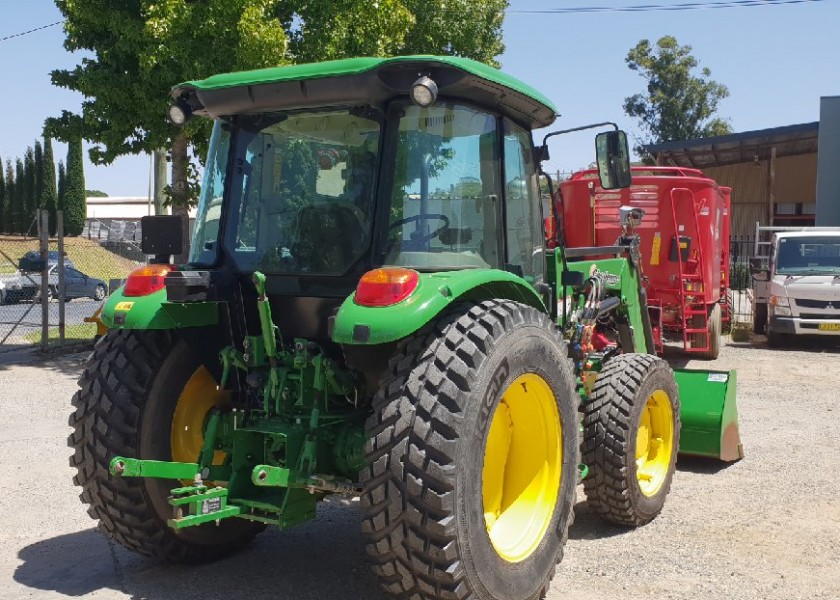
[675,369,744,462]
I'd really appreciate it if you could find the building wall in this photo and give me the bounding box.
[703,153,817,239]
[816,96,840,225]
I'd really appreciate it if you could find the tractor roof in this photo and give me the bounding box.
[173,55,557,129]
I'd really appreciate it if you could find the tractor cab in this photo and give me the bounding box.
[159,57,626,344]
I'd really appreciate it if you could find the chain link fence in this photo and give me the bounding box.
[0,210,144,355]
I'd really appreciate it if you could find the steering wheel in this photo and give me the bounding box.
[389,214,450,245]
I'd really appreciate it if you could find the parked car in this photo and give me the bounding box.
[0,262,107,304]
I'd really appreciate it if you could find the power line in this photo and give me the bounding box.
[509,0,829,14]
[0,21,63,44]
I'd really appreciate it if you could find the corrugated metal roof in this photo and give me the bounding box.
[645,122,819,168]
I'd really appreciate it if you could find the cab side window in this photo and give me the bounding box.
[503,120,543,281]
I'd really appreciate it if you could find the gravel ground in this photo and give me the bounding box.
[1,334,839,600]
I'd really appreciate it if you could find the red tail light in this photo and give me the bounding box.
[355,268,419,307]
[123,265,175,297]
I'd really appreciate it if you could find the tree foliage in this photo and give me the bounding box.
[42,137,58,236]
[57,161,66,215]
[49,0,508,209]
[64,139,87,236]
[0,156,5,233]
[623,36,732,160]
[23,148,37,234]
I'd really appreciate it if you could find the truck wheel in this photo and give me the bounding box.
[767,329,790,348]
[582,353,680,527]
[68,330,263,562]
[361,300,578,600]
[691,303,721,360]
[753,303,767,335]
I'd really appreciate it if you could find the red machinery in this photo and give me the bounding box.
[557,167,731,359]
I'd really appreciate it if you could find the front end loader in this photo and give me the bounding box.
[69,55,741,600]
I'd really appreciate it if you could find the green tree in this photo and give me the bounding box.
[0,156,5,233]
[23,148,37,233]
[42,137,58,236]
[4,161,13,233]
[57,160,66,215]
[64,139,86,236]
[34,141,44,213]
[49,0,507,255]
[13,159,25,235]
[623,36,732,162]
[85,189,108,197]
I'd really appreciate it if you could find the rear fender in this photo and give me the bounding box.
[332,269,545,346]
[101,286,219,330]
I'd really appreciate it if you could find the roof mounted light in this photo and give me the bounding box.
[411,76,438,108]
[168,100,192,126]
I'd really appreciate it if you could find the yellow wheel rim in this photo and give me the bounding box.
[635,390,674,497]
[482,373,562,563]
[171,367,228,466]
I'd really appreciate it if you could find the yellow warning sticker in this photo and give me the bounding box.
[115,301,135,312]
[651,232,661,266]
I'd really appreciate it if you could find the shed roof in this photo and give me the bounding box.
[644,122,819,168]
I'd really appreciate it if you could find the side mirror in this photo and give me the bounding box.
[141,215,184,263]
[595,130,632,190]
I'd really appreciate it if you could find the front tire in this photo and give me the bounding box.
[68,330,263,562]
[361,300,578,600]
[582,353,680,527]
[753,303,767,335]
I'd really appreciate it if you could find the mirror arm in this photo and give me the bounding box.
[541,121,618,149]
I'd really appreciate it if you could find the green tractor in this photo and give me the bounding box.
[69,56,742,600]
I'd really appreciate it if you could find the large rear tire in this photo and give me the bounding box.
[68,330,263,563]
[361,300,578,600]
[582,353,680,527]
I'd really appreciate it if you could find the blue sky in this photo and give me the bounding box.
[0,0,837,196]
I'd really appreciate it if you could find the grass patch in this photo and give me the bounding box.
[0,235,140,282]
[23,322,97,343]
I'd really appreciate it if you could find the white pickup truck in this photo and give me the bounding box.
[751,227,840,346]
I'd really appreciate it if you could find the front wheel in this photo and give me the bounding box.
[92,284,107,301]
[582,353,680,527]
[68,330,263,562]
[361,300,578,600]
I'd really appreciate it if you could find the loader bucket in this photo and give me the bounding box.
[674,369,744,462]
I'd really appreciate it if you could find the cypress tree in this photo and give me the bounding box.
[34,141,44,209]
[64,139,86,236]
[14,159,25,234]
[24,147,36,233]
[0,155,5,233]
[42,137,58,236]
[57,160,66,231]
[4,161,13,233]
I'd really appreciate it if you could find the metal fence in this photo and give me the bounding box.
[0,210,144,355]
[728,236,756,326]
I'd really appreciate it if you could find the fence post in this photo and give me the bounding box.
[39,209,50,352]
[57,210,66,344]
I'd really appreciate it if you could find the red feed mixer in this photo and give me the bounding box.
[556,166,731,359]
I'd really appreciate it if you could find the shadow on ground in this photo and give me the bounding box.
[0,344,92,374]
[14,500,388,600]
[567,501,630,541]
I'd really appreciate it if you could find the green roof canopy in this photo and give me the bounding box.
[173,55,557,129]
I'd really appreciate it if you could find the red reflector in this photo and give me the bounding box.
[355,268,419,307]
[123,265,175,297]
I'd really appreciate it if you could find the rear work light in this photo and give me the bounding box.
[123,265,175,297]
[355,268,419,307]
